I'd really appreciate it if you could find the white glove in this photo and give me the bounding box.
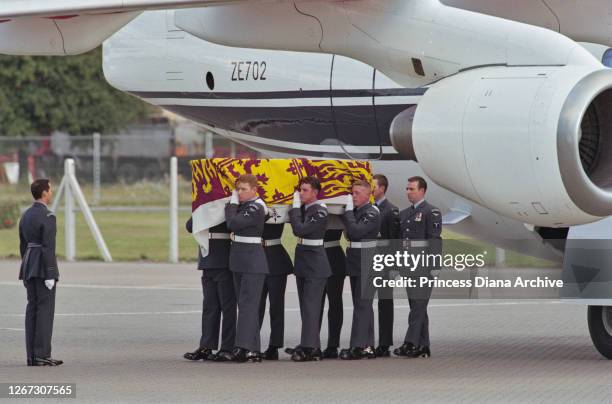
[254,198,268,215]
[292,191,301,209]
[44,279,55,290]
[229,189,239,204]
[345,194,354,211]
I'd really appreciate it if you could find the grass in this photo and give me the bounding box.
[0,180,193,207]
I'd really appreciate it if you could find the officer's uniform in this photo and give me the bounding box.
[259,223,293,349]
[186,218,236,352]
[225,198,269,353]
[375,197,400,349]
[19,202,59,361]
[320,228,346,350]
[399,200,442,349]
[342,203,381,349]
[289,202,331,349]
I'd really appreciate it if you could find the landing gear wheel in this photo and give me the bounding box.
[587,306,612,359]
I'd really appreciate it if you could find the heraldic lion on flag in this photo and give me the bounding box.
[190,158,373,256]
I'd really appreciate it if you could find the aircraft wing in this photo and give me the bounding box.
[0,0,287,55]
[0,0,276,19]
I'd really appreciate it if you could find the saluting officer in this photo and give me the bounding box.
[259,222,294,360]
[19,179,63,366]
[225,174,269,363]
[372,174,401,357]
[339,179,381,360]
[319,225,346,359]
[183,219,236,362]
[287,176,331,362]
[394,176,442,359]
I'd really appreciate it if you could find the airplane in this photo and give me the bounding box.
[1,0,612,359]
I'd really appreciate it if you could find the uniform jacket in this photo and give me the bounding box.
[289,203,332,278]
[342,203,381,277]
[186,218,231,270]
[225,199,269,274]
[262,223,293,276]
[19,202,59,281]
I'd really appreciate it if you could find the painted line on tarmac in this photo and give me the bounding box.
[0,328,24,331]
[0,301,561,318]
[0,282,202,291]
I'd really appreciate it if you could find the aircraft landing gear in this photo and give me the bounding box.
[588,306,612,359]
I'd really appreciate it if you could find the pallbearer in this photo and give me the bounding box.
[372,174,401,357]
[319,226,346,359]
[259,222,294,360]
[339,180,381,360]
[183,219,236,362]
[225,174,269,363]
[287,176,331,362]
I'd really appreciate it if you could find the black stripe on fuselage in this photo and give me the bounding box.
[130,87,427,100]
[161,103,412,148]
[223,136,406,161]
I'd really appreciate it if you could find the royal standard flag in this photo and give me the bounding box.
[191,158,373,256]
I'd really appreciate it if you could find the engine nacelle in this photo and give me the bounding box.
[391,65,612,227]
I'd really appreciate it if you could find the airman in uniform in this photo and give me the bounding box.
[287,176,331,361]
[339,180,381,360]
[394,176,442,359]
[19,179,63,366]
[319,226,346,359]
[225,174,269,363]
[259,222,293,360]
[183,219,236,362]
[372,174,401,357]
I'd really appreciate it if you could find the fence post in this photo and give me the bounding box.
[93,133,101,205]
[65,159,76,262]
[169,157,179,263]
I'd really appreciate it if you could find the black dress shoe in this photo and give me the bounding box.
[375,345,391,357]
[362,346,377,359]
[184,347,213,361]
[393,342,416,357]
[339,347,361,360]
[322,347,338,359]
[244,350,263,363]
[210,349,233,362]
[263,346,279,360]
[30,357,61,366]
[284,346,296,355]
[406,346,431,358]
[48,358,64,366]
[291,347,322,362]
[312,348,322,361]
[229,347,248,363]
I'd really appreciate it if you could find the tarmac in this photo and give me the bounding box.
[0,260,611,403]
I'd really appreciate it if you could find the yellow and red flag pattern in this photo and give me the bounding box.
[190,158,373,255]
[191,158,372,211]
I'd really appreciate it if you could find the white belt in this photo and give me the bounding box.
[263,238,282,247]
[230,234,263,244]
[403,240,429,248]
[377,240,391,247]
[209,233,231,240]
[324,240,341,248]
[347,240,378,249]
[297,238,324,246]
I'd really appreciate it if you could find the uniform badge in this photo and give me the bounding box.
[415,212,422,222]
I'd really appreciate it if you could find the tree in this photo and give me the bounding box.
[0,47,152,136]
